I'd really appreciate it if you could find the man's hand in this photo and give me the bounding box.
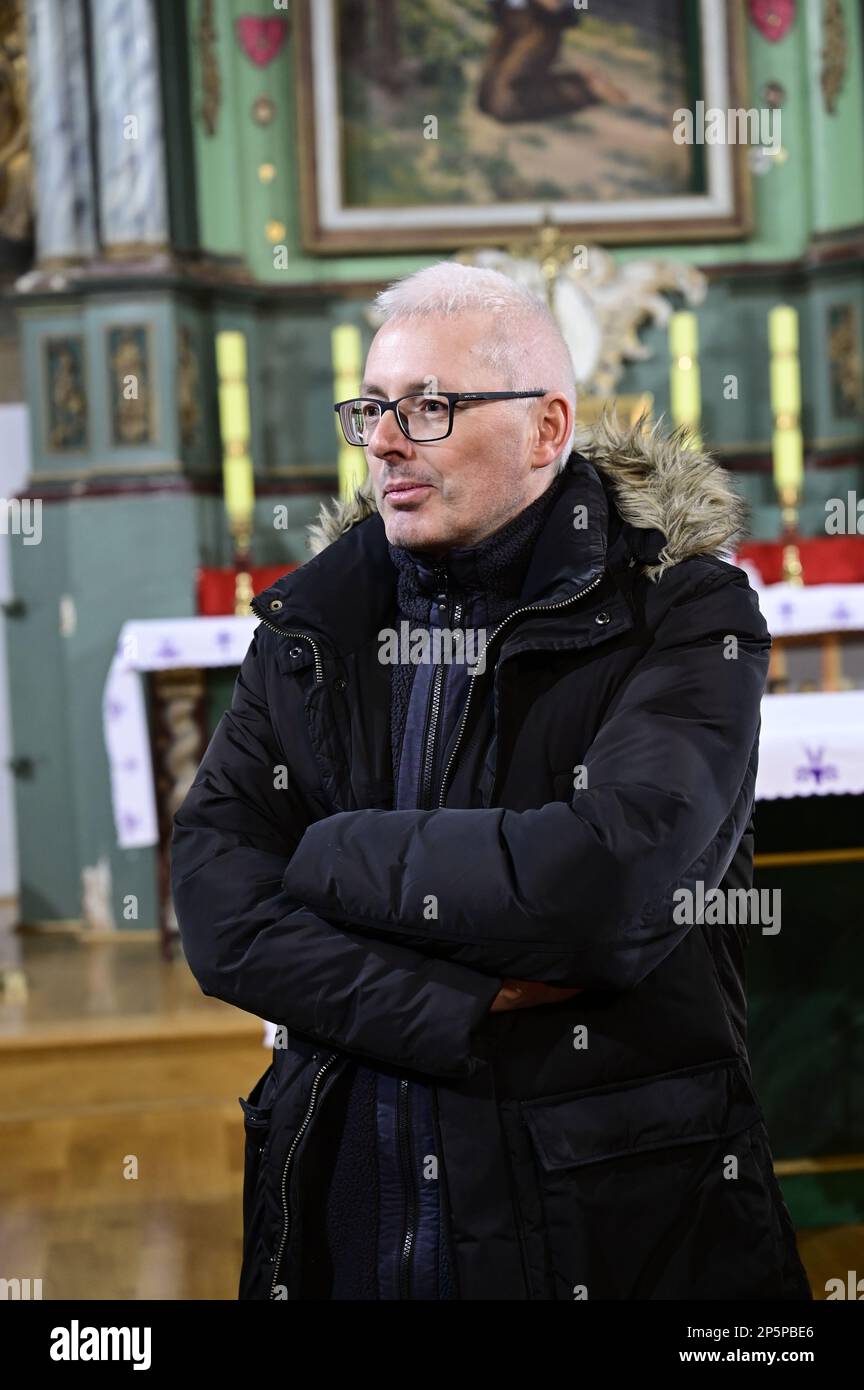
[490,978,583,1012]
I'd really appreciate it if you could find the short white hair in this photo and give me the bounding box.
[372,261,577,472]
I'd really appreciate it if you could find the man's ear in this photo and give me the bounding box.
[532,393,571,465]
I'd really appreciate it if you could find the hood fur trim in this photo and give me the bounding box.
[306,407,747,583]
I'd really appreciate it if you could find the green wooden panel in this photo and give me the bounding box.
[18,307,90,475]
[186,0,245,258]
[7,505,80,919]
[804,0,864,235]
[780,1171,864,1230]
[84,298,179,466]
[748,795,864,1227]
[9,490,204,928]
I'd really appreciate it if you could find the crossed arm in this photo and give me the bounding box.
[282,566,770,991]
[171,629,516,1081]
[171,565,768,1077]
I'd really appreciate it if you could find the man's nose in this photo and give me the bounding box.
[370,406,410,453]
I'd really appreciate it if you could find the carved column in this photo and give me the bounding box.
[24,0,97,264]
[150,668,207,960]
[89,0,170,255]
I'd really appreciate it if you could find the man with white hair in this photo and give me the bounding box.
[171,262,812,1302]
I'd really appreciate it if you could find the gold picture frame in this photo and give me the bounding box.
[295,0,753,255]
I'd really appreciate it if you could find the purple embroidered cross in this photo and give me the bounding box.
[795,746,838,785]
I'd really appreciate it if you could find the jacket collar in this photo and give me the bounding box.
[250,452,647,657]
[388,465,568,612]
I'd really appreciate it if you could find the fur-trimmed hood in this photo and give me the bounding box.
[306,411,747,583]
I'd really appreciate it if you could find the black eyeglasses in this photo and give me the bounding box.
[333,390,547,446]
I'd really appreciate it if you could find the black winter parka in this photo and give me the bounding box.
[170,422,813,1301]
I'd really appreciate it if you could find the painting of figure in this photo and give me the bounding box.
[296,0,749,250]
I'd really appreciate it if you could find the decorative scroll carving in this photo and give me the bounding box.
[821,0,846,114]
[0,0,33,246]
[197,0,220,136]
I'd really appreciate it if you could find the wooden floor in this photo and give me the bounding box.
[0,929,856,1299]
[0,931,266,1300]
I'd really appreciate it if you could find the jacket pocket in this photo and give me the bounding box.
[238,1063,279,1287]
[513,1058,789,1300]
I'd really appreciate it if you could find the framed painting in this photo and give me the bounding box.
[43,336,88,454]
[295,0,752,254]
[105,324,157,448]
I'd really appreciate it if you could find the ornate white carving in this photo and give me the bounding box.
[458,244,707,396]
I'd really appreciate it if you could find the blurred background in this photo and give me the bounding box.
[0,0,862,1299]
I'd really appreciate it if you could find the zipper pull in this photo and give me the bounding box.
[433,563,449,623]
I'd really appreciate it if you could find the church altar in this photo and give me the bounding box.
[750,581,864,636]
[104,616,257,851]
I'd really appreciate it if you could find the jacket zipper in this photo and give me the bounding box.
[269,1050,340,1298]
[396,1077,417,1299]
[250,604,326,685]
[419,567,463,810]
[437,571,606,808]
[401,568,461,1294]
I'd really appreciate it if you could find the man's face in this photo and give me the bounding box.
[360,312,554,551]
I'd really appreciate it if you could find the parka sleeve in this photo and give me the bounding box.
[281,565,771,992]
[169,629,502,1080]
